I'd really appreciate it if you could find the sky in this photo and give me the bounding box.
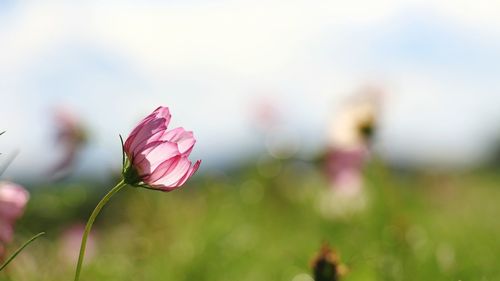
[1,0,500,179]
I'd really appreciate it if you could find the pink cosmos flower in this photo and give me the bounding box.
[123,106,201,191]
[0,181,29,260]
[0,181,29,224]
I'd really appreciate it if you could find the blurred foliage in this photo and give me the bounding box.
[1,159,499,281]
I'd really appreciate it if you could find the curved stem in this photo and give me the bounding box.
[73,179,126,281]
[0,232,45,271]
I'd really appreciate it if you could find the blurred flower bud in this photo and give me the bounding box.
[311,244,347,281]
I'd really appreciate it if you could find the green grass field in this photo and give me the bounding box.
[2,160,500,281]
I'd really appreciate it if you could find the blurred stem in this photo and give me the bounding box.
[0,232,45,272]
[0,150,19,177]
[73,179,126,281]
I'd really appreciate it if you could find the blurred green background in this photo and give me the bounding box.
[3,158,499,281]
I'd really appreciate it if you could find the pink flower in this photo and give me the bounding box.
[325,147,367,197]
[49,106,88,179]
[123,106,201,191]
[0,222,14,244]
[0,181,29,260]
[0,181,29,223]
[59,224,97,264]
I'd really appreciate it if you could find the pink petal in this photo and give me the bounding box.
[161,127,196,155]
[174,159,201,187]
[143,155,182,183]
[124,107,171,155]
[124,115,155,152]
[152,106,171,119]
[149,157,192,189]
[161,127,185,141]
[177,134,196,155]
[133,141,180,176]
[131,129,166,157]
[126,119,167,156]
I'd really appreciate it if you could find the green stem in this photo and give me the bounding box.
[73,179,126,281]
[0,232,45,271]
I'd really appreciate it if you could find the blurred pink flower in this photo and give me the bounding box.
[0,181,29,260]
[0,244,4,261]
[251,97,281,132]
[123,106,201,191]
[324,85,382,197]
[49,106,88,179]
[0,222,14,244]
[59,224,96,264]
[325,147,367,196]
[0,181,29,223]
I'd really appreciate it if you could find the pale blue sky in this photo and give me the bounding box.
[1,1,500,179]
